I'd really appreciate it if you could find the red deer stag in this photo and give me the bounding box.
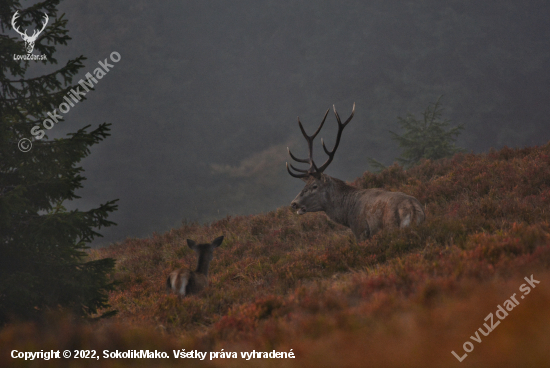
[286,104,424,241]
[166,236,224,296]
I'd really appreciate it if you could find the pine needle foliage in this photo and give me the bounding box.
[0,0,117,324]
[390,96,464,168]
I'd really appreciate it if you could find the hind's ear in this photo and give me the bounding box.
[187,239,198,251]
[211,235,224,248]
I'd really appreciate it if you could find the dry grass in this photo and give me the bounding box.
[2,142,550,367]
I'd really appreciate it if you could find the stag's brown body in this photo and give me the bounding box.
[296,176,424,241]
[287,103,425,241]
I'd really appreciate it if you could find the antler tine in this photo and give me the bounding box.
[287,147,308,164]
[297,110,327,162]
[289,162,309,173]
[297,118,314,163]
[306,108,330,140]
[287,108,330,173]
[334,102,355,128]
[286,162,308,179]
[317,103,355,173]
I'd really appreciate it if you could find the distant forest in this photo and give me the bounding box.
[41,0,550,245]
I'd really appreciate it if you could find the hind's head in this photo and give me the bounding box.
[187,236,224,263]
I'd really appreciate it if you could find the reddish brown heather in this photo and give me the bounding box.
[2,142,550,367]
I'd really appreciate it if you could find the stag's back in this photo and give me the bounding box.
[354,188,425,238]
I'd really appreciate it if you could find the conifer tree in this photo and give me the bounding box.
[368,97,464,171]
[0,0,117,324]
[390,97,464,168]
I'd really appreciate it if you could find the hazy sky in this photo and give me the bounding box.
[19,0,549,247]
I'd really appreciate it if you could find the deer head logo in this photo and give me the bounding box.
[11,11,49,54]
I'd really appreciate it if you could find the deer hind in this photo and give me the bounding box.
[11,11,49,54]
[287,104,425,241]
[166,236,224,296]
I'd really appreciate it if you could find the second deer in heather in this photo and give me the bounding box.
[166,236,224,296]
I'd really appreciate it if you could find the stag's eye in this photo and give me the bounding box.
[312,185,318,189]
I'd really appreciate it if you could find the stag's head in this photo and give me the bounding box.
[287,103,355,215]
[11,11,49,54]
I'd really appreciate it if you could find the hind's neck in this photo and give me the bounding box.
[195,253,211,276]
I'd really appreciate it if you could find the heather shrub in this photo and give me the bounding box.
[3,142,550,367]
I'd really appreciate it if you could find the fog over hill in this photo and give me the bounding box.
[32,0,550,246]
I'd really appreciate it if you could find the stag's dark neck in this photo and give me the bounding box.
[323,175,361,227]
[195,253,211,276]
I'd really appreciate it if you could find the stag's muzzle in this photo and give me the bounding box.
[291,201,306,215]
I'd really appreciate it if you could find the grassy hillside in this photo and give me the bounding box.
[2,142,550,367]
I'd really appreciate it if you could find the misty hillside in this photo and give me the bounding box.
[35,0,550,246]
[3,142,550,367]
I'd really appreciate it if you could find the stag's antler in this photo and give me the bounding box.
[317,103,355,172]
[286,108,329,178]
[286,103,355,178]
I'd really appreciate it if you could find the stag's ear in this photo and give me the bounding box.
[300,176,309,183]
[211,236,224,248]
[187,239,198,251]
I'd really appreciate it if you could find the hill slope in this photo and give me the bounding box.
[2,142,550,367]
